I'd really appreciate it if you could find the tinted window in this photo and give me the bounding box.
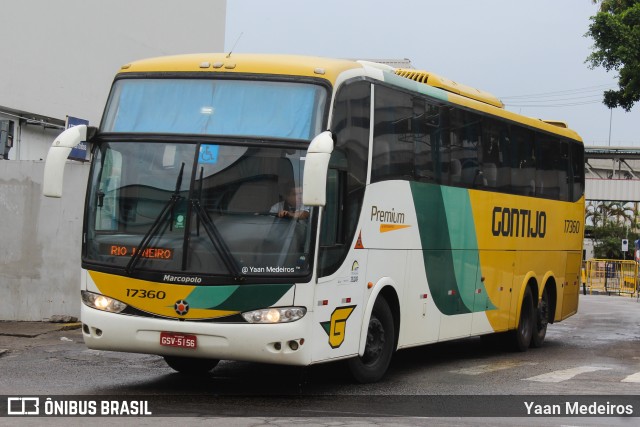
[369,83,580,202]
[372,86,416,181]
[571,141,585,201]
[481,119,511,191]
[318,80,370,277]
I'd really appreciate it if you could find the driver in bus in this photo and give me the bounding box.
[270,186,310,220]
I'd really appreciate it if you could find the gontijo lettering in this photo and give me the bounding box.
[491,207,547,238]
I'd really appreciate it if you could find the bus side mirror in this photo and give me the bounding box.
[43,125,96,197]
[303,131,334,206]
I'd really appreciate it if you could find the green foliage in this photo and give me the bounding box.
[585,200,634,227]
[586,0,640,111]
[589,222,638,259]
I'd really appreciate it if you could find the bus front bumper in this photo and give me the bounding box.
[80,304,313,366]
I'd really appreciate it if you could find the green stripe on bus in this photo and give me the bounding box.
[411,182,469,315]
[441,187,495,312]
[410,182,495,314]
[185,284,293,311]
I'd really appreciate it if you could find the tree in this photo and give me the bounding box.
[590,222,638,259]
[585,201,604,226]
[586,0,640,111]
[585,200,634,226]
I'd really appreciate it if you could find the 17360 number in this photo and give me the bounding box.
[125,289,166,299]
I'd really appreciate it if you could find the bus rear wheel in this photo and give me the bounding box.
[347,297,395,383]
[510,286,534,352]
[164,356,219,375]
[531,288,549,348]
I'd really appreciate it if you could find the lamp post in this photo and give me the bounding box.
[608,108,613,147]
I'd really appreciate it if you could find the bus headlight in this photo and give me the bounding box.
[81,291,127,313]
[242,307,306,324]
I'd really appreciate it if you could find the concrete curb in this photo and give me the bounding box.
[0,321,82,338]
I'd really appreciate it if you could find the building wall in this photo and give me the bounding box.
[0,0,227,160]
[0,161,89,320]
[0,0,226,320]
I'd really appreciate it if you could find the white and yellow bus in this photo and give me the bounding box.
[44,54,584,383]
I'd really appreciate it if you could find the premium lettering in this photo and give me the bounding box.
[371,206,405,224]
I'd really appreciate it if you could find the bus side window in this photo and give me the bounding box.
[414,98,436,182]
[320,169,344,247]
[535,136,561,199]
[558,140,570,201]
[570,141,585,202]
[372,85,415,182]
[511,127,536,196]
[481,119,507,190]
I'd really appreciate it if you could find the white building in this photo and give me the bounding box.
[1,0,226,161]
[0,0,226,320]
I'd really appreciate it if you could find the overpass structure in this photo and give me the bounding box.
[585,146,640,201]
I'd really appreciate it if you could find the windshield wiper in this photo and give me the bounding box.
[125,163,185,275]
[190,199,244,281]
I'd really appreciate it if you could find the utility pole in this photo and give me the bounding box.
[608,108,613,147]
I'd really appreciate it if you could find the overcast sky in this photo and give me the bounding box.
[226,0,638,147]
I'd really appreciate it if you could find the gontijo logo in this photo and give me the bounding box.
[491,206,547,238]
[371,205,410,233]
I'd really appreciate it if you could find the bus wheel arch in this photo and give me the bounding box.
[378,285,400,350]
[349,282,399,383]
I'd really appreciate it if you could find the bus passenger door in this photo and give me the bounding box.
[311,168,367,362]
[312,257,367,362]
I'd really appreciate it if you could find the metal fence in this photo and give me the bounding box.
[584,259,638,297]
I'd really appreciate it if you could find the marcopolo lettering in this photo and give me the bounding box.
[491,207,547,238]
[371,205,405,224]
[163,274,202,284]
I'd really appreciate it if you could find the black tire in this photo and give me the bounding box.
[164,356,219,375]
[347,297,395,383]
[530,287,549,348]
[510,286,534,352]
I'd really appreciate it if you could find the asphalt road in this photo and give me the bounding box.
[1,294,639,425]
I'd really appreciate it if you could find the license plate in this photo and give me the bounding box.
[160,332,197,349]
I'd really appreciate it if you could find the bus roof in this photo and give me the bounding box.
[117,53,582,142]
[118,53,362,85]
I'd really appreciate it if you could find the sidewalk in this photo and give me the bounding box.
[0,320,82,356]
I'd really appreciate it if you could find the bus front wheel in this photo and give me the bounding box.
[347,297,395,383]
[164,356,219,375]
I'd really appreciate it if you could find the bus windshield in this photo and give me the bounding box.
[101,78,327,141]
[85,141,314,279]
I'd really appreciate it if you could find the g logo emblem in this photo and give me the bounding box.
[321,306,356,349]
